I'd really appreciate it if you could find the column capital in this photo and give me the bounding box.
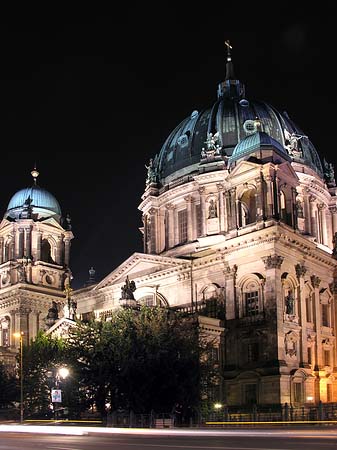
[148,207,157,215]
[262,254,284,270]
[198,186,206,195]
[311,275,321,288]
[216,183,225,191]
[295,263,307,279]
[184,195,194,203]
[165,203,175,211]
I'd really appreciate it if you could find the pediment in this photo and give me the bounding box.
[95,252,188,289]
[0,218,13,231]
[277,161,299,182]
[228,160,261,179]
[39,217,66,230]
[45,317,77,338]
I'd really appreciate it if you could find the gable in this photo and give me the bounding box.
[95,252,188,289]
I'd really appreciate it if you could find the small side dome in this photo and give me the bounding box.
[229,131,291,165]
[5,185,62,221]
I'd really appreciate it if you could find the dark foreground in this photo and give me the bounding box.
[0,425,337,449]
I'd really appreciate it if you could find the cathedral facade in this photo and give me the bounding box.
[1,47,337,408]
[74,48,337,407]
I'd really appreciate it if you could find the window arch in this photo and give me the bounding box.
[41,239,55,264]
[238,274,264,318]
[239,188,257,227]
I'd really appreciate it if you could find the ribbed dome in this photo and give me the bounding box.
[153,54,323,186]
[229,131,290,164]
[5,185,61,220]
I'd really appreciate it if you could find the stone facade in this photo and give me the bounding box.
[0,175,73,371]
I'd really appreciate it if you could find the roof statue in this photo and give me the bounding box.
[283,128,307,157]
[120,275,136,300]
[323,158,336,187]
[145,156,158,186]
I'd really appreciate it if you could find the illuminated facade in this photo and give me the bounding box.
[0,169,73,370]
[74,47,337,406]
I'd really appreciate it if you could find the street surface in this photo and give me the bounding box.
[0,425,336,449]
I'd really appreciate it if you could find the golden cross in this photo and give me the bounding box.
[225,40,232,50]
[64,284,73,299]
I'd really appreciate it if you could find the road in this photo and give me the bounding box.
[0,426,337,449]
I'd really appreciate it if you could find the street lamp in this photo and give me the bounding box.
[13,331,24,423]
[52,366,70,420]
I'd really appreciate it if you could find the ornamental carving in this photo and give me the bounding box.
[285,330,299,358]
[262,255,284,270]
[311,275,321,288]
[307,334,316,345]
[216,183,224,191]
[295,263,307,279]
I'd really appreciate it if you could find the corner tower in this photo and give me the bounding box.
[0,168,73,370]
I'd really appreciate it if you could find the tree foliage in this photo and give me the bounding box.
[0,362,18,408]
[66,306,207,416]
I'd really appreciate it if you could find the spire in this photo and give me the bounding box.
[225,40,235,80]
[31,163,39,185]
[217,40,245,100]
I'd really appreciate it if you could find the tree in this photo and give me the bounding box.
[66,306,210,417]
[23,331,68,415]
[0,362,17,409]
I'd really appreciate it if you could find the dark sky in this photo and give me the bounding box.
[0,9,336,288]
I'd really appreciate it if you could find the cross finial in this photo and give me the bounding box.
[225,40,232,61]
[31,163,39,185]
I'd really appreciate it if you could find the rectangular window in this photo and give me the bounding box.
[248,342,259,362]
[322,304,329,327]
[244,384,257,405]
[327,384,332,402]
[306,297,312,322]
[307,347,312,365]
[245,291,259,316]
[294,383,302,403]
[196,204,202,237]
[324,350,330,366]
[178,209,187,244]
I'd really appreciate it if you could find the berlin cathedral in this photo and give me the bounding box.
[1,45,337,408]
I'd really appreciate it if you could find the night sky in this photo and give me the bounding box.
[0,9,336,288]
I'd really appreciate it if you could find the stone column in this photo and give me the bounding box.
[312,276,323,370]
[309,197,317,239]
[148,208,157,253]
[255,175,264,221]
[262,255,285,368]
[184,196,193,242]
[291,188,297,229]
[332,207,337,234]
[56,235,63,265]
[36,232,42,261]
[224,264,237,320]
[274,175,281,219]
[199,187,206,237]
[303,190,311,235]
[224,191,230,232]
[217,183,225,233]
[319,205,328,246]
[0,237,3,265]
[64,238,71,267]
[24,227,32,258]
[264,174,274,219]
[166,204,175,249]
[229,187,237,230]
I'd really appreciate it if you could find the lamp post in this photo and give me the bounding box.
[52,367,70,420]
[13,331,24,423]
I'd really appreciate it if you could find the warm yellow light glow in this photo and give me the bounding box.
[306,396,314,401]
[58,367,70,379]
[214,403,223,410]
[13,332,22,338]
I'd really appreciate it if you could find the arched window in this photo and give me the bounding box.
[239,276,264,318]
[41,239,54,264]
[239,189,256,227]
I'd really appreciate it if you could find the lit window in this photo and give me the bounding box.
[322,304,329,327]
[245,291,259,316]
[178,209,187,243]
